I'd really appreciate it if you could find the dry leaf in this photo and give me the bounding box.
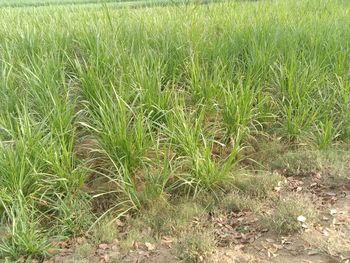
[103,254,110,262]
[145,242,156,251]
[307,250,319,256]
[98,243,109,250]
[161,236,173,246]
[297,215,306,222]
[272,244,283,250]
[115,219,125,227]
[76,237,85,245]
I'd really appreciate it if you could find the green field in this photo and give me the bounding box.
[0,0,144,6]
[0,0,197,7]
[0,0,118,7]
[0,0,350,261]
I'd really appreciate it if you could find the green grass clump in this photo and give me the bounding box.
[1,0,350,259]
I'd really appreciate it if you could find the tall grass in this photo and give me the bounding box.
[1,0,350,259]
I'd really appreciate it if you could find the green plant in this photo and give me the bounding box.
[313,119,340,150]
[0,198,51,260]
[1,0,350,259]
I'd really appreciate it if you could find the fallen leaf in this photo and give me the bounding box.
[297,215,306,222]
[307,250,319,256]
[115,219,124,227]
[76,237,85,245]
[322,230,329,237]
[272,244,283,250]
[47,248,58,254]
[103,254,110,262]
[145,242,156,251]
[111,245,118,251]
[234,244,245,250]
[161,236,173,245]
[274,187,282,192]
[330,209,337,216]
[98,243,109,250]
[133,241,139,249]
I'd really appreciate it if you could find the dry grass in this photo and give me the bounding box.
[261,193,318,235]
[233,171,283,199]
[303,224,350,259]
[175,229,215,262]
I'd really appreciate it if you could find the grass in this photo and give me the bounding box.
[0,0,169,8]
[0,0,350,260]
[176,229,215,262]
[261,193,318,235]
[304,223,350,258]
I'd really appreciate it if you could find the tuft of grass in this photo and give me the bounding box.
[220,191,263,213]
[91,216,119,244]
[118,200,205,251]
[317,149,350,187]
[0,200,50,260]
[74,242,95,260]
[312,119,340,150]
[163,106,240,197]
[304,223,350,258]
[233,171,282,199]
[139,201,204,237]
[269,150,322,177]
[261,193,317,235]
[52,194,94,238]
[176,229,214,263]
